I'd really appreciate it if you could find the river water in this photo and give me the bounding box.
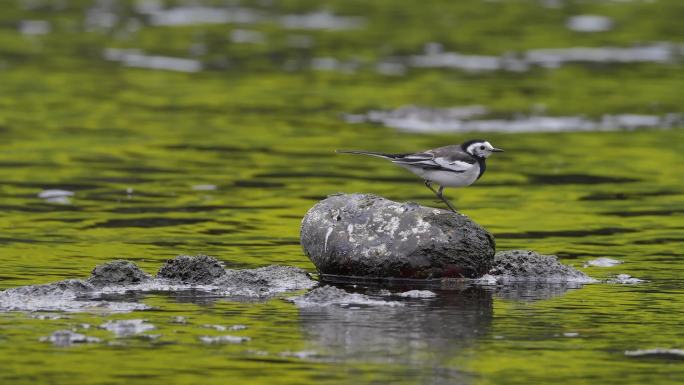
[1,1,683,384]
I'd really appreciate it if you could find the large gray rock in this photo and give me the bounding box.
[300,193,495,279]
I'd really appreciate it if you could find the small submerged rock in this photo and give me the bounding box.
[288,286,403,308]
[217,265,316,296]
[301,193,495,279]
[40,330,101,347]
[485,250,595,283]
[0,256,316,314]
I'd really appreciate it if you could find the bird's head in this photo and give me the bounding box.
[462,139,504,159]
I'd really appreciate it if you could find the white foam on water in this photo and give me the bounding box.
[625,348,684,358]
[144,6,261,26]
[566,15,613,32]
[347,105,682,133]
[100,319,155,337]
[583,258,623,268]
[104,48,202,73]
[401,42,681,72]
[38,189,74,199]
[606,274,646,284]
[397,290,437,298]
[280,11,364,30]
[199,335,250,344]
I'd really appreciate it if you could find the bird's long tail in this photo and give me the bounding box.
[335,150,405,159]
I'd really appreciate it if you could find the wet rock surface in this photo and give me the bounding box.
[288,286,403,307]
[88,260,151,287]
[0,256,316,313]
[157,255,225,283]
[217,265,316,296]
[485,250,595,283]
[301,193,495,279]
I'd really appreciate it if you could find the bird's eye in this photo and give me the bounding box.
[479,146,485,150]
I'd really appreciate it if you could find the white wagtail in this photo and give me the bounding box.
[337,139,503,212]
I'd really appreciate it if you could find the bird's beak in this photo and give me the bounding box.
[491,147,504,152]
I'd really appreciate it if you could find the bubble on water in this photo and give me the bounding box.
[566,15,613,32]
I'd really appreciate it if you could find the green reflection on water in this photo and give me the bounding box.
[1,0,683,384]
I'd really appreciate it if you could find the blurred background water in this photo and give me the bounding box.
[0,0,683,384]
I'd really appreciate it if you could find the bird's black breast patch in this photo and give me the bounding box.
[476,158,486,180]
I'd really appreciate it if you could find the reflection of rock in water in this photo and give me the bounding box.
[493,282,583,302]
[295,286,493,370]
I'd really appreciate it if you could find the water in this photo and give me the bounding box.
[1,0,684,384]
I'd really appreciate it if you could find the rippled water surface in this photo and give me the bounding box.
[1,0,683,384]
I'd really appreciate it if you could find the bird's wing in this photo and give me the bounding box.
[392,149,476,173]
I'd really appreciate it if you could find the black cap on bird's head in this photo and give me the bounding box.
[461,139,504,158]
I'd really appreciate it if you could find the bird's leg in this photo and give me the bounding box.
[424,180,438,195]
[424,181,457,213]
[436,186,458,213]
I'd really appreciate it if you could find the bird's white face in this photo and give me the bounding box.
[466,141,504,158]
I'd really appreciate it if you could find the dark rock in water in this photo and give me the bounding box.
[217,265,315,296]
[288,285,403,307]
[0,257,316,313]
[88,260,151,287]
[487,250,595,283]
[157,255,225,283]
[6,279,94,297]
[301,193,495,279]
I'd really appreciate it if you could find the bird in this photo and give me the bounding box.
[337,139,503,212]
